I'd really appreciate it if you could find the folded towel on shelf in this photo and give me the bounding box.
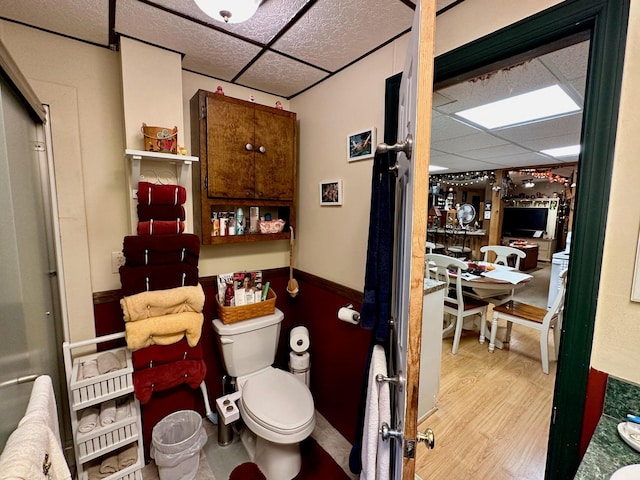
[120,284,205,322]
[117,443,138,469]
[99,454,118,474]
[137,219,185,236]
[124,311,204,351]
[96,351,121,374]
[115,399,131,422]
[119,264,199,296]
[115,349,127,368]
[99,400,116,426]
[78,407,100,433]
[132,338,203,370]
[137,181,187,206]
[122,234,200,267]
[0,417,71,480]
[86,465,111,480]
[81,359,99,379]
[18,375,61,444]
[133,359,206,404]
[137,204,186,222]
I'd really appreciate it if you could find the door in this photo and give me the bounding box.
[389,1,436,478]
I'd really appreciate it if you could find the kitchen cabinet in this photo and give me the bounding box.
[190,90,297,244]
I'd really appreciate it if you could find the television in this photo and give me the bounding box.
[502,207,548,237]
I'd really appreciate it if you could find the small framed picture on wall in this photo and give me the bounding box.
[319,180,343,206]
[347,127,376,162]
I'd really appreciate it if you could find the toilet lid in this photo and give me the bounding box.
[242,368,314,432]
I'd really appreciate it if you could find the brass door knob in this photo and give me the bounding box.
[417,428,435,449]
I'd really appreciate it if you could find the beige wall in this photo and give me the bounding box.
[3,0,640,385]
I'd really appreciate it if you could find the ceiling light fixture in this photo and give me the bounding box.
[429,165,448,172]
[540,145,581,157]
[454,85,580,129]
[194,0,262,24]
[523,180,535,188]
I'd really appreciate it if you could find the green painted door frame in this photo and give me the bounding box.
[385,1,630,478]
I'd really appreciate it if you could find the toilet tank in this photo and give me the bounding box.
[212,308,284,377]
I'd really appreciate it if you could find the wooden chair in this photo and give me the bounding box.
[480,245,526,269]
[426,253,489,354]
[446,228,471,259]
[488,269,568,374]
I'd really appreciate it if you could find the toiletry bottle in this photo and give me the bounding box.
[236,207,245,234]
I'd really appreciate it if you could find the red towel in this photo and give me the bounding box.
[229,463,267,480]
[137,204,186,222]
[137,220,185,235]
[123,234,200,267]
[119,264,199,296]
[132,359,206,404]
[132,339,203,370]
[137,182,187,205]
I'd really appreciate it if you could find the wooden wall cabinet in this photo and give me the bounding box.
[190,90,297,244]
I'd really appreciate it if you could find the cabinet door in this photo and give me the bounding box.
[254,109,295,200]
[206,95,255,198]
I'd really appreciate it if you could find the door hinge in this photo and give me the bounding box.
[201,104,206,120]
[404,439,416,459]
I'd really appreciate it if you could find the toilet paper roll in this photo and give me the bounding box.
[338,306,360,324]
[289,326,310,353]
[289,351,310,371]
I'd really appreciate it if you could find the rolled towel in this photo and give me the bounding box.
[117,443,138,469]
[120,284,205,322]
[115,349,127,368]
[86,465,110,480]
[132,359,206,404]
[132,338,203,370]
[78,407,100,434]
[99,400,116,426]
[96,351,121,374]
[137,181,187,206]
[124,311,204,352]
[82,359,99,379]
[122,233,200,267]
[115,399,131,422]
[137,219,185,235]
[99,454,118,474]
[137,204,185,221]
[118,264,199,296]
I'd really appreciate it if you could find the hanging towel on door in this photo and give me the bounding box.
[360,150,396,343]
[361,344,390,480]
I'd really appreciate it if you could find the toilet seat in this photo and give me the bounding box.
[239,368,315,442]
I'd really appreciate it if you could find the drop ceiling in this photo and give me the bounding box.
[1,0,586,176]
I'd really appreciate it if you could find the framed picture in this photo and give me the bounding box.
[319,180,343,206]
[347,127,376,161]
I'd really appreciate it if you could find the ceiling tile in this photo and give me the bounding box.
[272,0,414,72]
[431,115,481,141]
[462,144,531,161]
[497,113,582,146]
[150,0,310,44]
[1,0,109,46]
[116,0,262,81]
[237,51,329,98]
[432,132,508,154]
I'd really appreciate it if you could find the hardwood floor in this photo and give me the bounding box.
[416,265,557,480]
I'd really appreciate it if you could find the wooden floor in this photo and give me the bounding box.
[416,296,557,479]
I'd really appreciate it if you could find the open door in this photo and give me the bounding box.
[384,0,436,478]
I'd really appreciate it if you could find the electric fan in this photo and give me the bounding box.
[456,204,476,228]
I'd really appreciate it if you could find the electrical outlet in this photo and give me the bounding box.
[111,251,125,274]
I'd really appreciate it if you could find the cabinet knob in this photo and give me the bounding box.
[258,191,263,197]
[245,143,254,151]
[246,190,252,197]
[258,146,266,154]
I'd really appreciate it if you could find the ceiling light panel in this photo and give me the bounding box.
[455,85,581,129]
[237,51,329,98]
[152,0,309,44]
[116,0,261,81]
[272,0,414,72]
[0,0,109,46]
[541,145,581,157]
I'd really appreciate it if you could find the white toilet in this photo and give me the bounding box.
[212,308,315,480]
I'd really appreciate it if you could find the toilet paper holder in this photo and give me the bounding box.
[337,304,360,325]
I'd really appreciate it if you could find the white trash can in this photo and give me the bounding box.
[151,410,208,480]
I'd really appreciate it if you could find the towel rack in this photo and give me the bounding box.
[0,374,40,388]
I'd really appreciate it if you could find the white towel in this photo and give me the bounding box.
[115,399,131,422]
[99,400,116,426]
[18,375,61,445]
[361,345,388,480]
[0,417,71,480]
[377,371,391,480]
[78,407,100,433]
[82,359,99,379]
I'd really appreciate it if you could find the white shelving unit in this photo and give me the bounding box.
[63,332,144,480]
[124,149,199,234]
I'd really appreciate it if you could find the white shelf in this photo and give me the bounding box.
[125,148,198,196]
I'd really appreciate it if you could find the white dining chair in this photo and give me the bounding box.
[426,241,436,253]
[426,253,489,354]
[488,269,568,374]
[480,245,526,269]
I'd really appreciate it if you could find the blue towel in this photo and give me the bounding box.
[359,150,396,343]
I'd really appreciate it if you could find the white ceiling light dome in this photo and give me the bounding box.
[194,0,262,24]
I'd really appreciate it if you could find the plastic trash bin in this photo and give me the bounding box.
[151,410,208,480]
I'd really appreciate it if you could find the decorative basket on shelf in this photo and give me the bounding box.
[216,288,277,324]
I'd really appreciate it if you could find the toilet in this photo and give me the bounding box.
[212,308,315,480]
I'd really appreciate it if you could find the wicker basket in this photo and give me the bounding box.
[216,288,276,324]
